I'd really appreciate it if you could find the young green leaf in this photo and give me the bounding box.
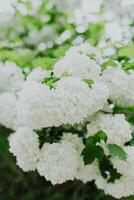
[86,130,107,145]
[96,131,108,143]
[108,144,127,161]
[84,79,94,88]
[82,145,104,165]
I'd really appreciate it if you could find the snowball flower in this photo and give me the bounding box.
[27,67,49,82]
[96,145,134,199]
[17,76,109,128]
[17,81,60,129]
[37,140,80,184]
[62,134,100,183]
[111,146,134,177]
[0,62,24,94]
[87,112,132,146]
[102,67,134,106]
[0,93,17,129]
[76,160,100,183]
[62,132,84,154]
[53,53,101,80]
[95,174,134,198]
[55,77,109,125]
[9,127,40,172]
[105,21,123,43]
[66,42,104,64]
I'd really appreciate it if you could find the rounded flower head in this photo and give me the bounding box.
[0,93,17,129]
[37,140,80,184]
[111,146,134,177]
[9,127,40,172]
[87,112,132,146]
[17,76,109,128]
[53,53,101,80]
[0,62,24,94]
[55,77,93,125]
[96,146,134,199]
[62,132,84,154]
[76,160,100,183]
[95,174,134,199]
[102,67,134,106]
[66,42,104,64]
[17,81,59,129]
[27,67,49,83]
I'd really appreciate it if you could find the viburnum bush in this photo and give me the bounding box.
[1,0,134,199]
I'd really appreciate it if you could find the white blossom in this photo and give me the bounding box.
[37,140,80,184]
[9,127,40,172]
[55,77,109,125]
[0,62,24,94]
[96,145,134,199]
[17,81,60,129]
[53,53,101,80]
[102,67,134,106]
[105,21,123,43]
[27,67,49,82]
[87,112,132,146]
[66,43,104,64]
[76,160,100,183]
[111,146,134,178]
[95,174,134,199]
[62,132,84,154]
[0,93,17,129]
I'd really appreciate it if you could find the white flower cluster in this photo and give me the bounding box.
[102,67,134,106]
[96,146,134,199]
[0,62,24,129]
[16,43,109,129]
[87,112,132,147]
[1,42,134,199]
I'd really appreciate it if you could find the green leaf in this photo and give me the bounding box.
[82,145,104,165]
[42,73,60,89]
[101,59,117,70]
[96,131,108,143]
[84,79,94,88]
[32,57,57,70]
[99,156,122,183]
[108,144,127,161]
[118,44,134,58]
[86,130,107,145]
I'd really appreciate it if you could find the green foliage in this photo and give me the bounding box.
[86,131,108,145]
[53,45,70,58]
[31,57,57,70]
[99,156,122,183]
[82,145,104,164]
[118,44,134,58]
[82,131,107,165]
[101,59,118,70]
[84,79,94,88]
[42,73,60,88]
[108,144,127,161]
[86,23,104,46]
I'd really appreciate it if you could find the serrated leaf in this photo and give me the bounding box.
[108,144,127,161]
[96,131,108,143]
[86,130,107,145]
[82,145,104,165]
